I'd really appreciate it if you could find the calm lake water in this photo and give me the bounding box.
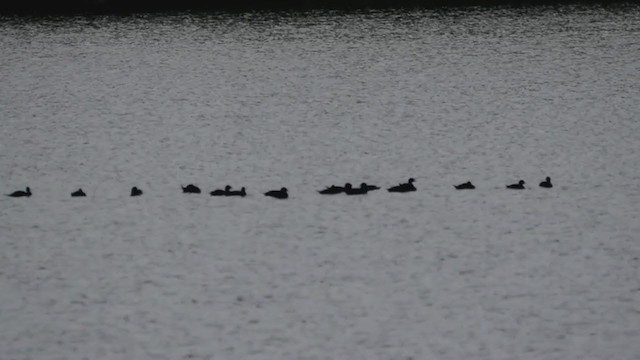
[1,5,640,360]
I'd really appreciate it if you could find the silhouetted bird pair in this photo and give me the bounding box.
[318,182,379,195]
[190,184,286,198]
[208,185,247,197]
[319,178,414,195]
[346,183,376,195]
[183,184,245,196]
[72,187,142,197]
[506,177,553,190]
[452,177,552,190]
[211,185,287,198]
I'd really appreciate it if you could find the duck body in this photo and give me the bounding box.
[318,185,345,195]
[344,184,369,195]
[388,178,416,193]
[210,185,231,196]
[362,183,380,191]
[182,184,201,194]
[265,187,288,199]
[131,187,143,196]
[506,180,526,189]
[539,177,553,188]
[7,187,31,197]
[454,181,475,190]
[227,187,246,197]
[71,188,86,197]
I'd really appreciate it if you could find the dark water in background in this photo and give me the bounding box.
[1,5,640,360]
[0,0,634,14]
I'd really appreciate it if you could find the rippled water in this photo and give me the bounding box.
[1,5,640,360]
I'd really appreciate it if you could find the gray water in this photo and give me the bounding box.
[1,5,640,360]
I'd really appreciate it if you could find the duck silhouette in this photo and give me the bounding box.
[454,181,475,190]
[319,184,347,195]
[506,180,526,189]
[345,183,369,195]
[388,178,416,193]
[71,188,86,197]
[210,185,231,196]
[265,187,288,199]
[182,184,201,194]
[131,187,143,196]
[227,187,246,197]
[539,177,552,188]
[7,187,31,197]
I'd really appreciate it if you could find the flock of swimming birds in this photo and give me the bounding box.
[5,177,553,199]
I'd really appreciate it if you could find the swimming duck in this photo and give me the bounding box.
[265,187,288,199]
[210,185,231,196]
[71,188,86,197]
[7,187,31,197]
[345,183,369,195]
[506,180,526,189]
[388,178,416,193]
[131,187,143,196]
[182,184,201,194]
[454,181,475,190]
[539,177,552,188]
[318,184,347,194]
[227,187,246,197]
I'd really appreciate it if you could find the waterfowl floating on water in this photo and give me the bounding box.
[265,187,288,199]
[318,184,347,195]
[454,181,475,190]
[210,185,231,196]
[388,178,416,193]
[345,183,369,195]
[131,187,143,196]
[539,177,552,188]
[71,188,86,197]
[7,187,31,197]
[182,184,201,194]
[227,187,246,197]
[506,180,526,189]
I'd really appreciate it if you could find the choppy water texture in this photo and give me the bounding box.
[1,5,640,360]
